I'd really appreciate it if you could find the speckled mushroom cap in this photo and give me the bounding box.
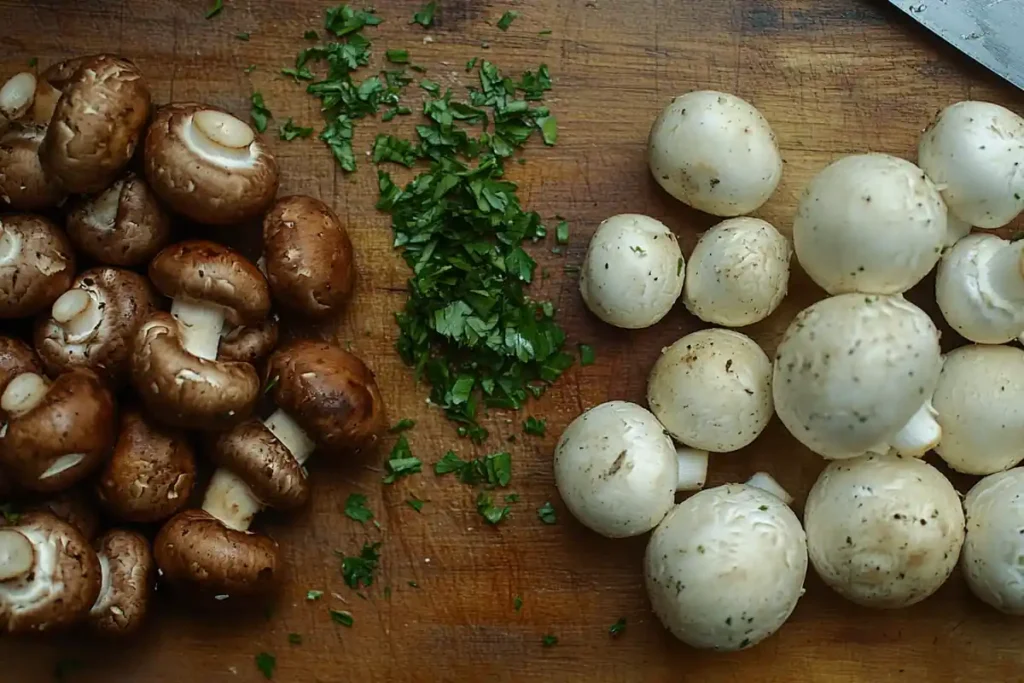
[962,468,1024,615]
[34,267,157,386]
[0,511,102,634]
[88,529,154,636]
[149,241,271,327]
[805,454,964,609]
[263,195,356,319]
[218,315,279,364]
[0,123,65,211]
[0,370,116,492]
[154,509,280,596]
[209,418,309,511]
[0,336,42,397]
[66,172,171,267]
[130,312,260,430]
[41,57,92,90]
[40,54,151,194]
[645,484,807,651]
[144,102,279,225]
[96,410,196,523]
[0,214,75,320]
[265,340,387,456]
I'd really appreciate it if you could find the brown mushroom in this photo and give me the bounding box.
[41,57,92,91]
[66,172,171,267]
[263,195,355,319]
[97,409,196,523]
[218,315,279,364]
[0,335,42,396]
[0,370,116,492]
[0,123,65,211]
[144,103,278,225]
[0,511,101,633]
[130,312,260,430]
[0,214,75,320]
[154,509,279,597]
[28,488,100,541]
[34,267,156,385]
[87,529,154,636]
[40,54,151,194]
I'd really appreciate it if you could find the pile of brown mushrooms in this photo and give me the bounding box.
[0,55,386,637]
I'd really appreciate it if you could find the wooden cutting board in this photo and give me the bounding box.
[3,0,1023,681]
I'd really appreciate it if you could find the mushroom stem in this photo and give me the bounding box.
[746,471,793,505]
[28,80,60,125]
[983,239,1024,304]
[887,400,942,457]
[263,409,316,466]
[0,528,34,581]
[51,289,103,342]
[170,299,226,361]
[0,72,36,122]
[0,372,49,418]
[202,469,262,532]
[0,225,22,265]
[675,448,709,492]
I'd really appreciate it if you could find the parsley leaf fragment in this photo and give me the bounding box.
[280,118,314,141]
[329,609,354,627]
[497,10,519,31]
[435,451,511,487]
[325,5,382,37]
[538,501,556,525]
[476,491,511,525]
[386,49,409,64]
[389,418,416,433]
[383,436,422,483]
[542,634,558,647]
[406,496,425,512]
[306,589,324,601]
[205,0,223,20]
[523,416,546,436]
[339,541,380,588]
[372,133,419,167]
[513,595,523,612]
[235,32,250,41]
[249,92,271,133]
[609,617,627,637]
[288,633,303,645]
[579,344,596,366]
[555,220,569,244]
[412,2,436,27]
[255,652,276,680]
[343,493,374,523]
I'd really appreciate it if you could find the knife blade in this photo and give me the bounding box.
[888,0,1024,91]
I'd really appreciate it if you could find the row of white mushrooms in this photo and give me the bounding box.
[556,90,1024,651]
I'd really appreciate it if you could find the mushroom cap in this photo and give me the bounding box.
[88,529,154,636]
[130,312,260,430]
[96,410,196,523]
[0,511,101,634]
[962,468,1024,615]
[209,418,309,511]
[144,102,279,225]
[554,401,678,538]
[149,240,271,327]
[0,335,42,397]
[34,266,157,386]
[792,154,948,295]
[645,484,807,651]
[0,213,75,320]
[647,91,782,216]
[28,489,101,541]
[918,101,1024,229]
[773,294,942,460]
[218,315,279,364]
[933,345,1024,475]
[40,54,151,194]
[265,340,387,455]
[40,57,92,90]
[0,370,116,492]
[648,328,773,452]
[805,454,964,609]
[154,509,279,596]
[579,214,685,329]
[263,195,356,319]
[66,172,171,267]
[0,123,65,211]
[683,217,791,327]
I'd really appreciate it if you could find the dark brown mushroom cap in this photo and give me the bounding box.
[34,267,157,386]
[0,335,42,397]
[144,102,279,226]
[263,195,355,319]
[154,509,279,596]
[149,241,271,327]
[0,511,102,634]
[28,488,100,541]
[0,214,75,320]
[0,466,14,499]
[0,123,65,211]
[66,172,171,267]
[0,370,116,492]
[208,419,309,511]
[218,316,279,364]
[40,54,151,194]
[88,529,154,636]
[97,409,196,523]
[130,312,259,431]
[266,341,387,456]
[40,57,92,91]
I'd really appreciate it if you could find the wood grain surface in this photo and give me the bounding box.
[2,0,1024,681]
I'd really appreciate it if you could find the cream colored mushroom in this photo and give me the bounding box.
[962,468,1024,615]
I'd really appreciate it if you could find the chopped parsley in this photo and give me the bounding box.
[609,617,627,637]
[383,436,422,483]
[306,589,324,601]
[235,32,250,41]
[255,652,276,679]
[539,29,552,35]
[329,609,354,627]
[250,92,271,133]
[281,65,315,81]
[496,10,519,31]
[389,418,416,433]
[630,245,646,255]
[476,492,511,525]
[523,416,546,436]
[339,541,380,588]
[343,493,374,523]
[411,1,436,27]
[406,496,425,512]
[407,580,419,588]
[505,493,519,503]
[578,344,596,366]
[555,220,569,244]
[288,633,303,645]
[466,56,478,71]
[244,64,257,74]
[419,78,441,95]
[325,5,382,36]
[205,0,223,19]
[435,451,511,487]
[28,57,38,68]
[304,30,319,40]
[513,595,523,612]
[373,134,419,167]
[542,634,558,647]
[386,49,410,64]
[537,501,557,525]
[0,503,20,524]
[279,119,314,141]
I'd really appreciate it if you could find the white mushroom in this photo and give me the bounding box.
[647,91,782,216]
[554,401,708,538]
[644,482,807,651]
[647,328,773,452]
[683,217,791,327]
[773,294,942,460]
[579,214,684,329]
[918,101,1024,229]
[805,454,964,609]
[935,233,1024,343]
[792,154,948,295]
[933,345,1024,475]
[962,468,1024,615]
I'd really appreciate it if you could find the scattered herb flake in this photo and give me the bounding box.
[329,609,354,627]
[288,633,303,645]
[28,57,38,68]
[384,586,392,599]
[513,595,523,612]
[609,618,627,637]
[389,418,416,433]
[0,503,21,525]
[410,64,427,73]
[383,436,422,483]
[325,5,382,37]
[477,491,511,525]
[497,10,519,31]
[386,49,410,64]
[630,245,646,255]
[536,114,558,145]
[372,133,419,167]
[539,29,553,35]
[579,344,596,366]
[542,634,558,647]
[407,496,425,512]
[244,64,257,74]
[407,580,419,587]
[676,257,684,276]
[235,32,250,41]
[280,118,314,141]
[255,652,276,680]
[281,65,315,81]
[339,541,381,588]
[466,56,479,71]
[304,30,320,40]
[523,416,546,436]
[538,501,557,525]
[411,1,436,27]
[343,493,374,523]
[435,451,511,487]
[205,0,223,19]
[306,589,324,601]
[504,493,519,503]
[555,220,569,244]
[250,91,271,133]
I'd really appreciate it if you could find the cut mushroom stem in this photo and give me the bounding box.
[51,289,103,342]
[170,299,226,361]
[0,72,36,122]
[885,401,942,457]
[981,239,1024,304]
[0,528,34,581]
[202,468,263,532]
[0,225,21,264]
[264,408,316,466]
[746,471,793,505]
[187,109,256,165]
[1,372,49,418]
[675,448,709,492]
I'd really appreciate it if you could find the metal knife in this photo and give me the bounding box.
[888,0,1024,91]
